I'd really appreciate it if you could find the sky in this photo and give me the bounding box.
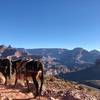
[0,0,100,50]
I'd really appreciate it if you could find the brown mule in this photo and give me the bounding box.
[12,59,44,98]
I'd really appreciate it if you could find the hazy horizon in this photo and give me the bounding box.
[1,44,100,52]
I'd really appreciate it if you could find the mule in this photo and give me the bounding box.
[0,58,12,85]
[12,59,44,97]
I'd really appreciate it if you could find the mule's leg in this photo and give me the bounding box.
[15,69,20,86]
[39,72,44,95]
[15,74,18,86]
[32,74,39,98]
[15,78,17,86]
[4,74,7,85]
[26,79,29,91]
[25,76,30,92]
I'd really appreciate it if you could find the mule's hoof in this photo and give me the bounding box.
[4,83,7,86]
[13,85,16,88]
[28,89,30,92]
[34,93,39,99]
[33,95,37,99]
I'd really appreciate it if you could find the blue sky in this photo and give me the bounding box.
[0,0,100,50]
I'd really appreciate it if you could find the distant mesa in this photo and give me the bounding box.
[0,44,100,68]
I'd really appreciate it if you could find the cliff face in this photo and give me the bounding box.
[27,48,100,67]
[59,60,100,89]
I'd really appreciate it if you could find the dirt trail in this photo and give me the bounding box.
[0,84,48,100]
[0,73,47,100]
[0,84,34,100]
